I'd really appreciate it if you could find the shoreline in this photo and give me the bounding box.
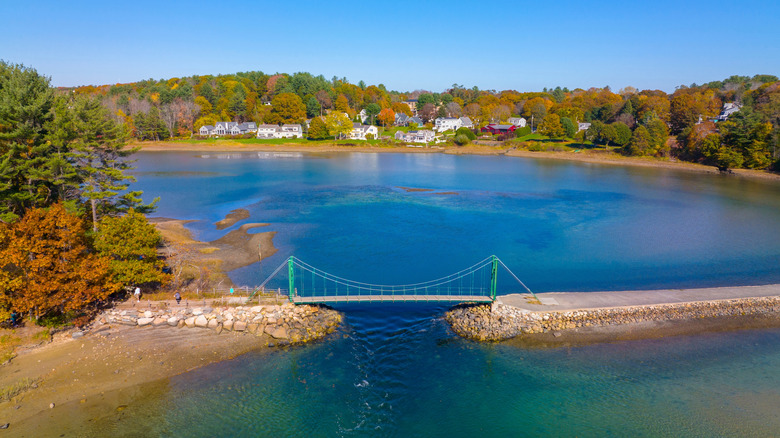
[447,284,780,343]
[132,141,780,182]
[0,298,342,434]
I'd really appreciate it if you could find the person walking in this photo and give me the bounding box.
[134,287,141,302]
[174,291,181,305]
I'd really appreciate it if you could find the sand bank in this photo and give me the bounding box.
[0,301,266,435]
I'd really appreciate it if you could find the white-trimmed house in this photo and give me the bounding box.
[395,129,435,143]
[459,117,473,129]
[350,123,379,140]
[434,117,462,132]
[279,124,303,138]
[199,122,257,136]
[256,124,303,139]
[508,117,526,128]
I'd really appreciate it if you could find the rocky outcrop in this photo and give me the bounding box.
[94,303,342,347]
[446,296,780,341]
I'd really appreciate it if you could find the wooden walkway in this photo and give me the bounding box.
[291,294,494,304]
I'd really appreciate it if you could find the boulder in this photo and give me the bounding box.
[137,317,154,327]
[167,316,180,326]
[265,325,288,340]
[207,319,219,329]
[192,308,203,316]
[195,315,209,328]
[233,321,247,332]
[152,317,167,327]
[144,310,153,318]
[223,320,234,331]
[247,323,259,334]
[251,306,264,313]
[184,316,196,328]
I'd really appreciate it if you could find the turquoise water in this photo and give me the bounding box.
[115,152,780,437]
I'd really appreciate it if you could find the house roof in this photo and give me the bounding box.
[459,117,473,124]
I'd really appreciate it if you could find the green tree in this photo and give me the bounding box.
[94,209,169,288]
[364,103,381,125]
[228,83,247,121]
[52,96,156,229]
[0,62,56,223]
[625,125,652,156]
[308,116,329,140]
[612,122,632,147]
[306,96,321,118]
[560,117,577,138]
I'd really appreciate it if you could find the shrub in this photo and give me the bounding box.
[454,134,471,146]
[365,133,375,140]
[456,127,476,140]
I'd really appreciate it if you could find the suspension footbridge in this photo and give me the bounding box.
[252,255,534,304]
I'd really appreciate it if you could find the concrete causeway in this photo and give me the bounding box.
[499,284,780,312]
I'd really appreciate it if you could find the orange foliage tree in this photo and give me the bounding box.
[378,108,395,128]
[0,204,119,320]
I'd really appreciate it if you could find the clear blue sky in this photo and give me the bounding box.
[2,0,778,93]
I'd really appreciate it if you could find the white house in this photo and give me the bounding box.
[577,122,591,132]
[279,124,303,138]
[434,117,462,132]
[508,117,526,128]
[255,124,303,139]
[395,129,435,143]
[350,123,379,140]
[199,121,257,136]
[717,103,742,121]
[459,117,473,129]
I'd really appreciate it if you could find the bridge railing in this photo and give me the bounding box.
[252,255,534,304]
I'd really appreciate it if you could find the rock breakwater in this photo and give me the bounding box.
[446,296,780,341]
[93,302,342,346]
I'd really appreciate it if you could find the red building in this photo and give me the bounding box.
[481,123,517,135]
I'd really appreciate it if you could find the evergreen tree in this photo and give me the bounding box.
[306,96,321,118]
[68,96,156,227]
[0,62,55,222]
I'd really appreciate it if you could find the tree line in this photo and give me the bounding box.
[0,62,166,325]
[70,70,780,170]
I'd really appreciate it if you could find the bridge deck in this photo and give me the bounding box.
[291,294,494,304]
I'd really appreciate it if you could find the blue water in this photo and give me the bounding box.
[106,151,780,437]
[133,151,780,292]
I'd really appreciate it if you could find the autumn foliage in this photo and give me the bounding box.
[0,204,120,320]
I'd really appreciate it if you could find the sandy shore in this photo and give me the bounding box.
[133,141,780,182]
[0,300,269,436]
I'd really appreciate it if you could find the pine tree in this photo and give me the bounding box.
[0,62,55,222]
